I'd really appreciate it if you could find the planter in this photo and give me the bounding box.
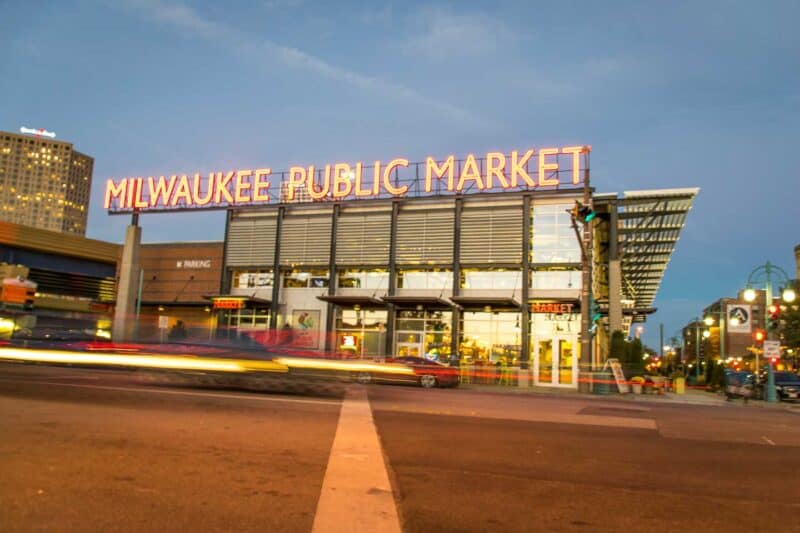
[631,383,643,394]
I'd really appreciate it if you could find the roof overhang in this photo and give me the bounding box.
[381,295,453,308]
[317,295,385,307]
[595,188,698,314]
[450,296,521,310]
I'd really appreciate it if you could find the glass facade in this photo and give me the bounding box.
[459,312,521,365]
[530,311,579,386]
[461,269,522,290]
[394,310,452,362]
[531,203,581,264]
[232,270,273,289]
[397,269,453,289]
[283,269,329,288]
[335,309,388,358]
[337,269,389,289]
[530,269,580,289]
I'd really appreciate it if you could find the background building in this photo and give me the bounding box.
[0,130,93,235]
[0,221,118,337]
[134,242,223,341]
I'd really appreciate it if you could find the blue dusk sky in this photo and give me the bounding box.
[1,0,798,348]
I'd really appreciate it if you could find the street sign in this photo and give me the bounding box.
[158,315,169,329]
[763,340,780,359]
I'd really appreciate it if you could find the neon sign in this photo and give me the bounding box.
[105,146,590,213]
[20,127,56,139]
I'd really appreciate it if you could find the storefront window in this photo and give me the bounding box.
[338,269,389,289]
[394,310,452,362]
[531,203,581,263]
[459,312,520,365]
[283,269,329,288]
[397,269,453,289]
[335,309,387,358]
[220,308,271,330]
[530,269,580,289]
[232,270,273,289]
[461,269,522,290]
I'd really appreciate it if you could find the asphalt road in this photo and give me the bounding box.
[1,362,799,532]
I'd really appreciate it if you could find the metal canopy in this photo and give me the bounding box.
[615,188,698,310]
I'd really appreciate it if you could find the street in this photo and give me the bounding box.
[1,362,799,532]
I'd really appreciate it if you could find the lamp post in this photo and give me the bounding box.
[742,261,796,403]
[689,318,710,381]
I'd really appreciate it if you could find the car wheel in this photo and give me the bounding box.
[355,372,371,385]
[420,374,437,388]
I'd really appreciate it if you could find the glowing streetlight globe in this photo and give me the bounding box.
[704,316,714,326]
[783,288,796,303]
[702,330,711,339]
[743,288,756,302]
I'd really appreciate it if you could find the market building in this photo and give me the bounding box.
[107,147,698,388]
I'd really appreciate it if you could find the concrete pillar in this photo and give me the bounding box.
[608,200,623,334]
[112,224,141,342]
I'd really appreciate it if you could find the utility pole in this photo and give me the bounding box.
[579,150,593,384]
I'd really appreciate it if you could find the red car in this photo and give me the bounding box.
[354,356,459,388]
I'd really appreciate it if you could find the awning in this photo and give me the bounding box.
[449,296,521,310]
[316,295,385,307]
[381,295,453,309]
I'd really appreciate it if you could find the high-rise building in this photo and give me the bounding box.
[0,130,93,235]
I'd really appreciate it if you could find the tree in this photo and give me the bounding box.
[610,330,626,358]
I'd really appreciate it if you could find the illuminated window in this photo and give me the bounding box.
[283,269,329,288]
[397,269,453,289]
[461,269,521,290]
[531,203,581,263]
[338,269,389,290]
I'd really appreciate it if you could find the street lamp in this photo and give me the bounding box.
[741,260,795,403]
[688,317,711,381]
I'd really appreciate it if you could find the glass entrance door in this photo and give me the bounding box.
[397,341,422,358]
[534,336,578,387]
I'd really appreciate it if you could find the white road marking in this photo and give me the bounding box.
[312,387,401,533]
[0,378,341,406]
[762,436,776,446]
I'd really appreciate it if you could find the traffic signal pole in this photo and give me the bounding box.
[764,264,777,403]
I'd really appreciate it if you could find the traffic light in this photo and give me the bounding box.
[569,200,596,223]
[753,329,765,346]
[767,304,780,330]
[589,297,602,336]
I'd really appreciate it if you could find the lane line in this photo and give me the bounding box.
[762,436,776,446]
[312,387,401,533]
[0,378,342,406]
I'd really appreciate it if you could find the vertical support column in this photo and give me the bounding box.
[520,195,531,370]
[112,216,142,342]
[608,199,622,334]
[450,197,463,366]
[325,204,340,352]
[220,209,233,294]
[269,206,285,330]
[384,200,400,356]
[579,152,593,389]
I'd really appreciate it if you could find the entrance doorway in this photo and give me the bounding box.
[396,332,423,358]
[534,336,578,387]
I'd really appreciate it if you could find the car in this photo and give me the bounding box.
[354,356,460,388]
[754,371,800,401]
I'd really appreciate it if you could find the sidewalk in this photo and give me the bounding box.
[456,381,797,408]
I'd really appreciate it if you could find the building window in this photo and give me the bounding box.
[530,269,581,289]
[461,269,522,290]
[459,311,521,365]
[283,269,329,288]
[232,270,273,289]
[337,269,390,290]
[397,269,453,289]
[394,310,452,362]
[335,309,388,358]
[531,203,581,263]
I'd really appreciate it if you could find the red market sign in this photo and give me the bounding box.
[212,298,246,310]
[531,302,576,314]
[104,146,590,213]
